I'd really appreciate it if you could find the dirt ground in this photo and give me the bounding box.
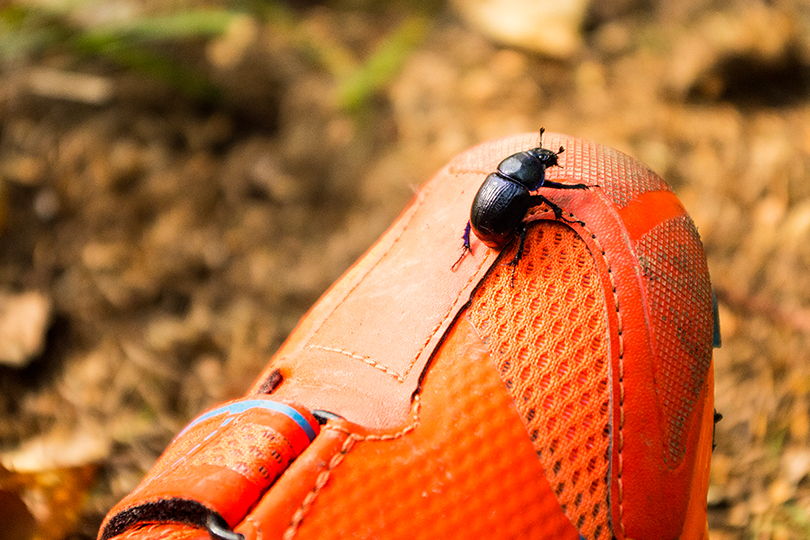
[0,0,809,538]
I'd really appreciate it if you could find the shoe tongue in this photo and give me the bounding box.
[257,147,509,429]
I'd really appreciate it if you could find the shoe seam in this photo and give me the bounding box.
[299,165,494,385]
[304,344,407,382]
[531,206,628,539]
[304,181,435,342]
[582,224,626,539]
[304,251,490,384]
[282,395,422,539]
[507,206,630,539]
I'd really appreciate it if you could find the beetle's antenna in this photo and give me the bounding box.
[538,127,545,147]
[553,145,565,168]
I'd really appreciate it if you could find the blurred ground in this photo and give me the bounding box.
[0,0,809,538]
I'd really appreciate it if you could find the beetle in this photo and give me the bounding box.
[453,128,588,269]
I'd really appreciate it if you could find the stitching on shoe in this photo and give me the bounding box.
[511,207,628,538]
[404,257,492,379]
[304,226,493,384]
[283,435,356,540]
[580,225,626,539]
[304,182,434,342]
[243,516,261,539]
[283,396,422,539]
[305,345,406,382]
[321,394,421,441]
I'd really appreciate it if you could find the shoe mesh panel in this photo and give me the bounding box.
[292,321,579,539]
[467,222,612,540]
[553,136,669,207]
[637,215,713,465]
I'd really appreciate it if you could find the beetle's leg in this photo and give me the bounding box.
[542,180,589,190]
[508,225,528,267]
[506,225,528,287]
[451,221,472,270]
[529,194,585,226]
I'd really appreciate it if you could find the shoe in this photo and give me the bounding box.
[99,132,715,540]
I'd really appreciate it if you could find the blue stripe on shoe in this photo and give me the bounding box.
[183,399,317,441]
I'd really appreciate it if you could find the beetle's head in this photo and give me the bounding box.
[531,146,565,168]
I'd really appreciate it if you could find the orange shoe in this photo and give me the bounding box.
[99,132,715,540]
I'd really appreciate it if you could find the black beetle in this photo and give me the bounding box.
[454,128,588,269]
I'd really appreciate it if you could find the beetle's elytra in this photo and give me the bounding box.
[454,128,589,269]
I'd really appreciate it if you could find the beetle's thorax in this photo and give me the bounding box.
[496,151,548,190]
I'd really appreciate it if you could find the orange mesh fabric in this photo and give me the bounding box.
[550,136,670,207]
[289,319,579,540]
[467,222,612,539]
[636,215,713,465]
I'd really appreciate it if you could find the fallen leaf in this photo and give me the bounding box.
[0,291,52,368]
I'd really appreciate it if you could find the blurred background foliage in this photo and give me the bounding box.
[0,0,809,538]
